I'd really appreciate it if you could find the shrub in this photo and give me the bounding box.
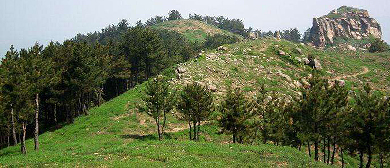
[369,38,389,53]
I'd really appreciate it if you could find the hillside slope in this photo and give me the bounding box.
[172,38,390,97]
[0,83,328,167]
[1,38,388,167]
[152,19,242,43]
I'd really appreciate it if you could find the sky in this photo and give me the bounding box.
[1,0,389,57]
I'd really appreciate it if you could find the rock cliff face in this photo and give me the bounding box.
[309,6,382,48]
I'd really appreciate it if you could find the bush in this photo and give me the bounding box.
[369,38,389,53]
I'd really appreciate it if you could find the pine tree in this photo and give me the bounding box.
[177,82,213,141]
[219,87,252,143]
[168,10,182,21]
[138,76,173,140]
[348,83,386,168]
[0,46,20,147]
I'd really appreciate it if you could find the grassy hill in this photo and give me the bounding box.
[172,38,390,97]
[0,83,329,167]
[152,19,242,43]
[1,38,389,167]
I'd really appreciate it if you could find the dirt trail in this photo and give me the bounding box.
[164,121,209,133]
[332,66,369,80]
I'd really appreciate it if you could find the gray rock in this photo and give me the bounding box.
[314,59,322,70]
[307,6,382,48]
[209,85,217,92]
[302,58,310,65]
[338,80,345,87]
[294,80,303,88]
[295,48,303,55]
[278,50,286,56]
[347,45,357,51]
[177,67,187,74]
[218,46,228,51]
[301,79,310,88]
[274,31,281,40]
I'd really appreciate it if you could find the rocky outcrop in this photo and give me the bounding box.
[308,6,382,48]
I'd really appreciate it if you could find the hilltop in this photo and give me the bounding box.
[152,19,242,43]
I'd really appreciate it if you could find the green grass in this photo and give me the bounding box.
[0,80,330,167]
[152,19,242,43]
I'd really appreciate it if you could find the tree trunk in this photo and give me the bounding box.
[331,142,337,164]
[66,105,70,123]
[380,153,384,168]
[188,121,192,140]
[10,106,17,145]
[83,103,88,115]
[7,124,10,147]
[69,105,74,123]
[18,132,21,145]
[197,121,201,141]
[359,150,364,168]
[323,138,326,163]
[162,111,166,134]
[21,122,27,154]
[314,141,319,161]
[327,137,330,164]
[366,145,372,168]
[34,93,39,151]
[341,149,345,168]
[78,97,82,115]
[54,104,57,124]
[308,142,311,157]
[233,128,236,143]
[193,121,197,141]
[156,118,161,140]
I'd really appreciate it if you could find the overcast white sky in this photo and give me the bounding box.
[1,0,389,57]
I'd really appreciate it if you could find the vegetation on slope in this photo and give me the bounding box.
[0,82,329,167]
[152,19,242,43]
[173,38,390,97]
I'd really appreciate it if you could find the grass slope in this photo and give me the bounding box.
[0,84,327,167]
[152,19,242,43]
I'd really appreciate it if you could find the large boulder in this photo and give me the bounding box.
[347,45,357,51]
[307,57,322,70]
[313,59,322,70]
[218,46,228,51]
[278,50,286,56]
[302,58,310,65]
[177,67,187,74]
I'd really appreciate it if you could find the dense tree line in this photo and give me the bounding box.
[189,13,251,38]
[253,28,302,43]
[0,18,203,153]
[0,9,245,152]
[139,72,390,168]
